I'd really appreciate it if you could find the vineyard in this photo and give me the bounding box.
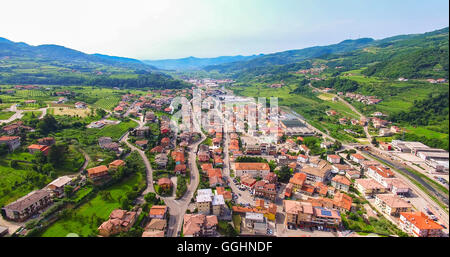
[94,96,120,110]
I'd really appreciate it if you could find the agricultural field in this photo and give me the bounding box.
[49,107,91,117]
[0,111,15,120]
[93,96,121,111]
[39,170,145,237]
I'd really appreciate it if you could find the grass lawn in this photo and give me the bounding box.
[40,172,144,237]
[0,111,15,120]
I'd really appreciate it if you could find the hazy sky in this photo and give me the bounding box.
[0,0,448,59]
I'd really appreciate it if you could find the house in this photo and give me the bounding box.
[350,153,366,164]
[263,172,277,184]
[235,162,271,178]
[27,144,50,155]
[332,164,351,174]
[0,136,20,151]
[240,174,257,189]
[158,177,173,190]
[215,187,232,201]
[144,218,166,237]
[175,164,187,174]
[134,127,150,137]
[366,166,394,185]
[212,194,225,216]
[299,145,310,155]
[399,212,443,237]
[155,154,168,169]
[320,141,334,149]
[161,137,171,148]
[1,190,53,221]
[201,163,213,173]
[75,102,87,109]
[254,181,277,202]
[87,165,109,181]
[375,194,412,216]
[1,121,34,135]
[354,178,386,197]
[183,214,218,237]
[299,160,333,183]
[383,178,410,196]
[150,145,164,153]
[315,182,328,196]
[327,154,341,164]
[135,140,148,149]
[37,137,55,146]
[98,209,138,237]
[196,189,213,214]
[149,205,168,219]
[289,172,307,192]
[331,175,351,192]
[47,176,73,197]
[243,212,268,235]
[198,151,210,162]
[297,154,309,163]
[109,159,125,170]
[213,156,223,166]
[283,200,314,228]
[333,192,353,212]
[345,169,361,180]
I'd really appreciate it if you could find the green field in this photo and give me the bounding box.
[0,111,15,120]
[93,96,121,111]
[40,172,144,237]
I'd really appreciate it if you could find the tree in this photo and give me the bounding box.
[276,165,292,183]
[0,143,8,156]
[42,163,54,175]
[144,192,157,204]
[10,160,18,168]
[96,108,107,118]
[64,185,74,198]
[48,143,68,167]
[37,114,59,134]
[268,160,277,172]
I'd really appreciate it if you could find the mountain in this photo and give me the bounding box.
[142,55,261,70]
[0,37,192,89]
[203,38,375,74]
[0,37,156,70]
[208,27,449,81]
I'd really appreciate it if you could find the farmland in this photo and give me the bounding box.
[0,111,15,120]
[49,107,91,117]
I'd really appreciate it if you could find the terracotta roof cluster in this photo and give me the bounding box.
[183,214,218,236]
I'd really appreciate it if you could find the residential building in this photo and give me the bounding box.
[183,214,218,237]
[87,165,109,181]
[327,155,341,164]
[350,154,366,164]
[0,136,20,151]
[354,178,386,197]
[375,194,412,216]
[47,176,73,197]
[299,160,332,183]
[149,205,168,219]
[1,190,52,221]
[98,209,138,237]
[331,175,351,192]
[235,162,271,178]
[399,212,443,237]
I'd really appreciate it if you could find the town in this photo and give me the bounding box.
[0,78,448,238]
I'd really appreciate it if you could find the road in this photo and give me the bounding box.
[1,104,48,124]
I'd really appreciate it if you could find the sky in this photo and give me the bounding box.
[0,0,448,60]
